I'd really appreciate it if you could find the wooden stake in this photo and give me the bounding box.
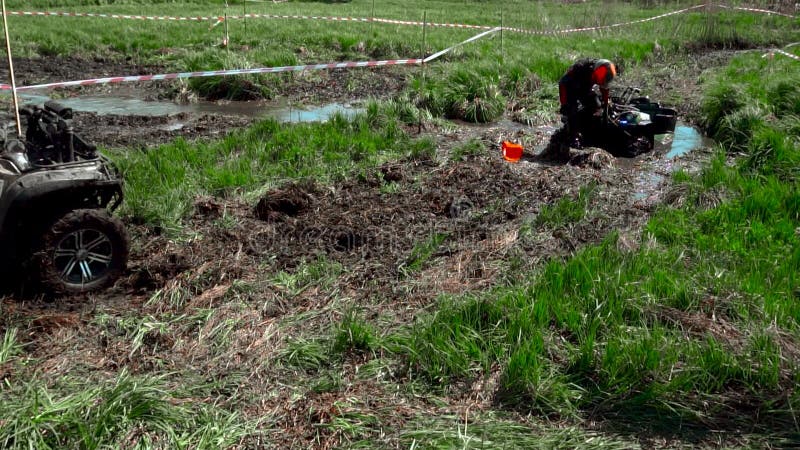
[224,12,229,48]
[500,10,504,62]
[1,0,22,137]
[419,11,427,134]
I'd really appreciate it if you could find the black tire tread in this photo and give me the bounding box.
[36,209,129,295]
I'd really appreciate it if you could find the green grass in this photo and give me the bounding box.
[0,328,21,365]
[111,103,434,227]
[2,1,799,446]
[394,51,800,434]
[0,371,254,449]
[272,256,345,297]
[399,412,637,449]
[400,232,449,275]
[449,138,484,161]
[535,183,595,228]
[332,310,379,355]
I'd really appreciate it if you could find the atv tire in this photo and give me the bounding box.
[37,209,129,294]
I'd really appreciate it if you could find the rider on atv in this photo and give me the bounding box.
[558,58,617,148]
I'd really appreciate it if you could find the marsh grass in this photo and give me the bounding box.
[0,371,253,449]
[2,0,799,446]
[3,0,796,106]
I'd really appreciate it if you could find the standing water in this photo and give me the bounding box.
[631,124,712,201]
[17,92,361,124]
[666,125,710,159]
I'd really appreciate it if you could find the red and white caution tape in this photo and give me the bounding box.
[0,26,500,91]
[762,49,800,62]
[424,27,500,62]
[5,10,221,21]
[717,4,796,18]
[504,4,709,35]
[5,3,795,33]
[0,59,423,91]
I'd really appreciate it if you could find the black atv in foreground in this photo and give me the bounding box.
[0,101,128,295]
[545,86,678,159]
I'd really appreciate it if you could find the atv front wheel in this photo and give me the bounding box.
[37,209,129,294]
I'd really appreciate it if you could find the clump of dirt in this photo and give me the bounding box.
[193,196,224,219]
[570,148,615,169]
[254,183,316,221]
[380,163,404,182]
[126,252,192,293]
[70,112,254,149]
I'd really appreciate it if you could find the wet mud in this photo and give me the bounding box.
[0,56,407,148]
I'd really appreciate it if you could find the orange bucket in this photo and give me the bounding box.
[502,141,523,163]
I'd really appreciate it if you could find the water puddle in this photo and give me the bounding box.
[17,92,361,125]
[632,123,711,201]
[665,125,714,159]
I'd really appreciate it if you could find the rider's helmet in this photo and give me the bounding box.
[592,59,616,87]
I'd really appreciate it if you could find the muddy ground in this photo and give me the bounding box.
[1,56,409,148]
[0,49,732,148]
[0,53,735,447]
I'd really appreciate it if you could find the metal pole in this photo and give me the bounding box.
[1,0,22,137]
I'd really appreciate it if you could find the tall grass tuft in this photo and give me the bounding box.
[184,52,283,100]
[443,69,506,123]
[700,83,747,138]
[0,328,20,365]
[332,310,378,355]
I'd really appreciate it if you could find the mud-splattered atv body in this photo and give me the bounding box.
[580,87,678,157]
[0,101,128,294]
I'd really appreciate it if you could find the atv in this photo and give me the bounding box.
[545,86,678,159]
[0,100,129,294]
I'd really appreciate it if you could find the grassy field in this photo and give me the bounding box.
[1,0,800,448]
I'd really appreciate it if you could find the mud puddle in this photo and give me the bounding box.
[10,92,363,148]
[20,91,361,125]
